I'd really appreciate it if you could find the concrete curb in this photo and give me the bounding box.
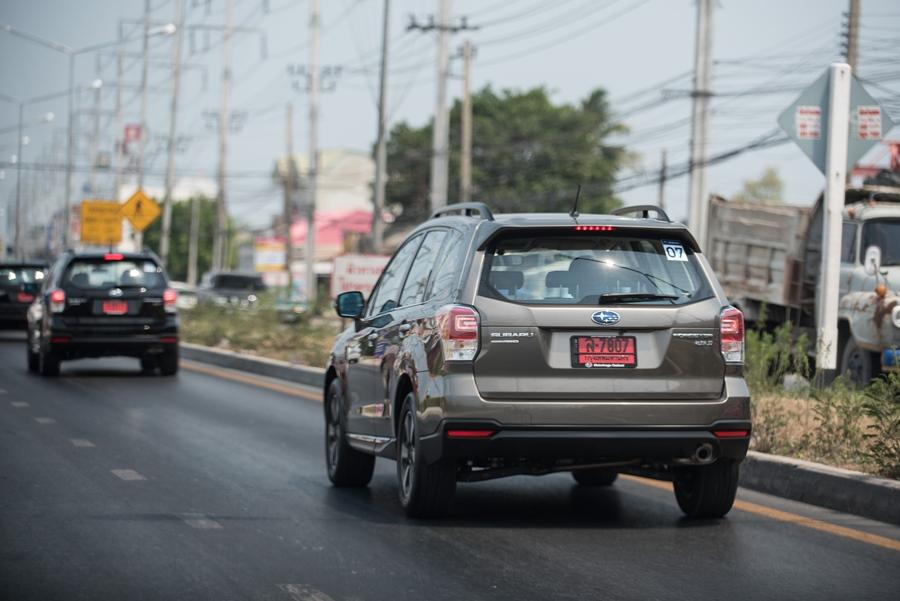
[180,342,325,389]
[740,451,900,526]
[179,342,900,525]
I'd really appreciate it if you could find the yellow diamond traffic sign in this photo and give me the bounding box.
[120,188,161,232]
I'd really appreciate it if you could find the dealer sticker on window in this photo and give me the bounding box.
[661,240,688,262]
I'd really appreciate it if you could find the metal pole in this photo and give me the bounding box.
[429,0,451,213]
[817,63,851,378]
[160,0,185,266]
[846,0,859,72]
[113,49,124,202]
[14,102,23,259]
[89,64,101,194]
[186,196,200,285]
[687,0,712,249]
[213,0,234,270]
[306,0,320,308]
[372,0,390,254]
[283,102,294,295]
[64,52,74,249]
[460,39,473,204]
[136,0,151,251]
[658,148,667,211]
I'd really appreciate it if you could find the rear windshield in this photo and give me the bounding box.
[212,275,266,291]
[480,232,714,306]
[64,259,166,290]
[0,266,45,286]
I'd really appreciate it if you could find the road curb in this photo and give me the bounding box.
[180,342,325,390]
[740,451,900,526]
[179,343,900,525]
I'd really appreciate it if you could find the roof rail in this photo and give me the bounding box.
[611,204,671,222]
[430,202,494,221]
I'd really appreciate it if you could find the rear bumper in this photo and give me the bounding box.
[420,419,751,465]
[44,317,178,358]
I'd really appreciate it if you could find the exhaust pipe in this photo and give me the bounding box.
[692,442,716,464]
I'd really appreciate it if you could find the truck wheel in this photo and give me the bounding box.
[39,349,60,377]
[397,392,456,518]
[839,337,875,387]
[674,460,739,519]
[572,468,618,486]
[324,380,375,486]
[159,348,179,376]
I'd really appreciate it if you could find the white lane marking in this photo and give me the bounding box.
[111,469,147,481]
[180,513,223,530]
[0,388,8,394]
[34,417,56,424]
[277,584,337,601]
[10,401,29,408]
[70,438,95,448]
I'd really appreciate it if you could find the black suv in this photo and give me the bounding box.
[0,261,47,329]
[326,203,750,518]
[26,251,179,376]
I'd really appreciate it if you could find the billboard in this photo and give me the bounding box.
[330,254,389,299]
[254,237,286,272]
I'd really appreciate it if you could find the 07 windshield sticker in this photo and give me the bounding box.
[661,240,688,262]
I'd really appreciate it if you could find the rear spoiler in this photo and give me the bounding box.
[476,224,701,253]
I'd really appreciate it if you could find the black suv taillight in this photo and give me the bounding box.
[49,289,66,313]
[163,288,177,313]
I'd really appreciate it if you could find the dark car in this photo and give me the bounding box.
[26,251,179,376]
[325,203,750,518]
[197,271,267,308]
[0,261,47,329]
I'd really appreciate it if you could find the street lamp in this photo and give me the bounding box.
[1,22,175,250]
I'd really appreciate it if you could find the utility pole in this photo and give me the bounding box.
[213,0,234,271]
[160,0,185,267]
[844,0,860,72]
[687,0,713,250]
[89,59,102,194]
[113,49,124,202]
[657,148,667,211]
[431,0,451,213]
[186,194,200,285]
[306,0,320,308]
[135,0,152,251]
[64,52,74,249]
[460,39,473,204]
[372,0,390,254]
[14,102,23,259]
[283,102,295,295]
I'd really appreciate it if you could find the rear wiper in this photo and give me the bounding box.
[599,292,681,303]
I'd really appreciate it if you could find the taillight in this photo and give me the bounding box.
[104,253,124,261]
[49,289,66,313]
[574,225,615,232]
[163,288,177,313]
[16,292,34,303]
[720,306,744,364]
[436,304,479,361]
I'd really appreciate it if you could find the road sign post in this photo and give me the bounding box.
[778,63,895,380]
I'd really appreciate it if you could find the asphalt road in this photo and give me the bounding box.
[1,332,899,601]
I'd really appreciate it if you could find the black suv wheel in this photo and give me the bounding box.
[324,380,374,486]
[572,468,618,486]
[26,339,39,373]
[396,393,456,518]
[159,348,179,376]
[673,459,739,518]
[38,347,60,377]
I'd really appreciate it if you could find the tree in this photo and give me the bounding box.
[385,86,626,223]
[143,197,220,281]
[733,167,784,205]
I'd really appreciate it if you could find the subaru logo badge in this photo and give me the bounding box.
[109,288,123,297]
[591,310,620,326]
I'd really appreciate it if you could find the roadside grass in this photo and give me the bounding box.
[179,299,339,369]
[747,322,900,479]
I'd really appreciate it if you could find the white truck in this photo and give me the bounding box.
[707,182,900,384]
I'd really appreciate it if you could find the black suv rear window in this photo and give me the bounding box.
[481,231,713,306]
[0,266,45,286]
[64,259,166,290]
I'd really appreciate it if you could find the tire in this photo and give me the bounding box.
[38,348,60,377]
[26,337,39,373]
[674,459,740,519]
[324,379,375,487]
[159,348,179,376]
[839,337,875,387]
[572,468,618,487]
[396,392,456,518]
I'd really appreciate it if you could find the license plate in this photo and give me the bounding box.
[102,300,129,315]
[571,336,637,368]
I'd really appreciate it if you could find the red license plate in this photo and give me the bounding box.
[571,336,637,368]
[102,300,129,315]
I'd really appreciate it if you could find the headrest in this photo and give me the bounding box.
[490,270,524,291]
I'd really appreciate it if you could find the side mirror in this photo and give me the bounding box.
[864,246,882,277]
[334,291,365,318]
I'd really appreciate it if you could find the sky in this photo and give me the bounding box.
[1,0,898,235]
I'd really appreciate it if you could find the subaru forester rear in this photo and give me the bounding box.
[325,203,750,518]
